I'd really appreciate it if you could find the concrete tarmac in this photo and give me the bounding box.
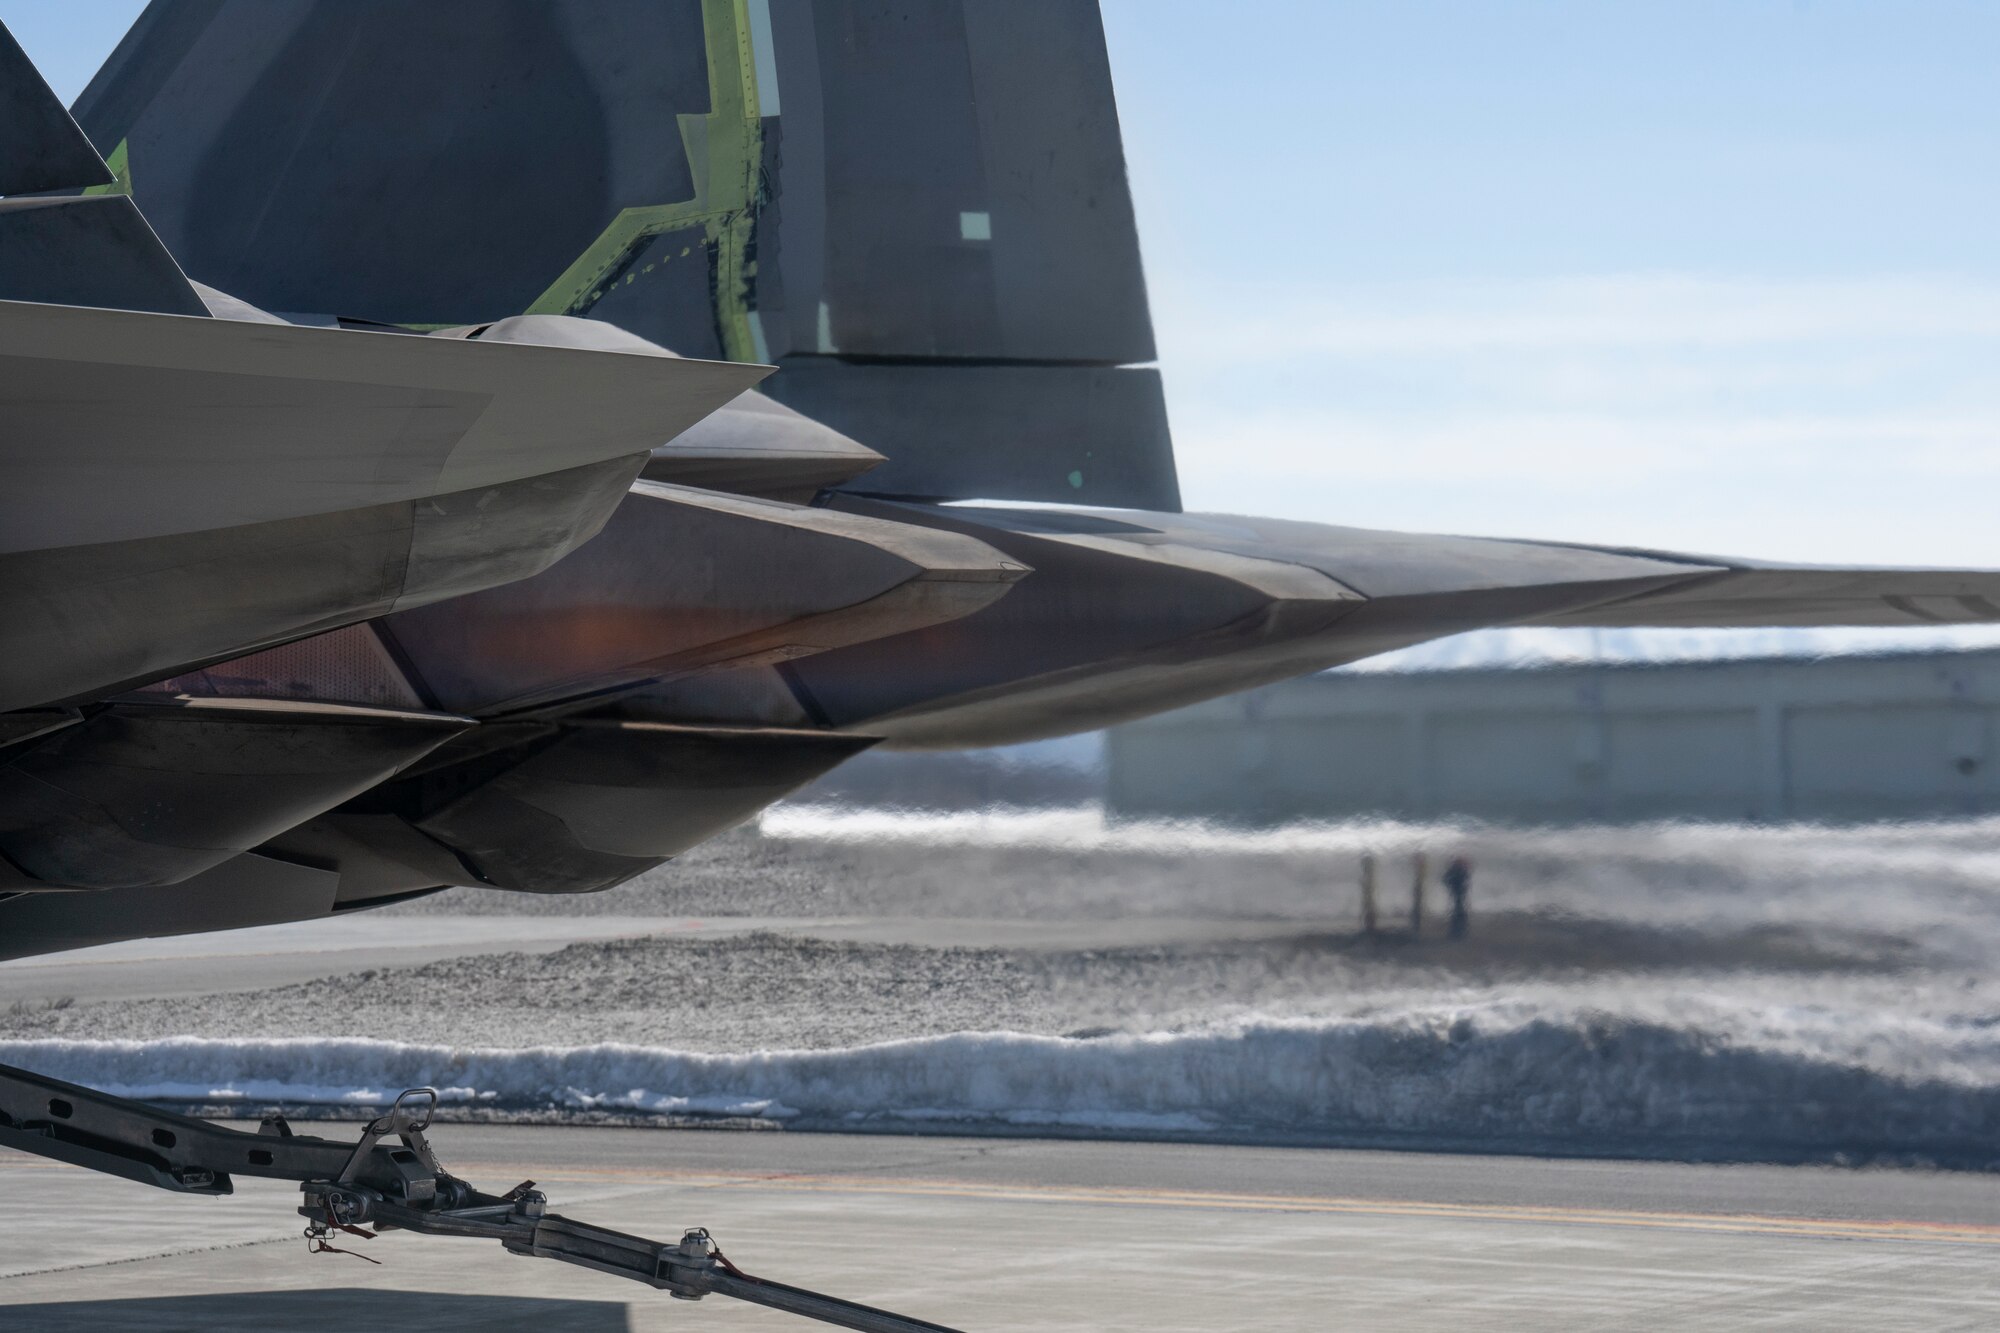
[2,1125,1995,1330]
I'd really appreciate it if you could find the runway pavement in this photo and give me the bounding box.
[3,883,1995,1327]
[1,1125,1995,1330]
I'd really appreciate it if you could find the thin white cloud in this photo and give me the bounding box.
[1152,272,2000,567]
[1170,406,2000,483]
[1159,274,2000,360]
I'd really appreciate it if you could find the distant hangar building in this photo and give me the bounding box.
[1106,648,2000,825]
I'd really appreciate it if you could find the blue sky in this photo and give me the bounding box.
[14,2,2000,575]
[1097,0,2000,568]
[0,3,140,101]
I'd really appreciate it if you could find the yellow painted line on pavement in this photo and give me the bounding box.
[7,1151,1993,1246]
[435,1160,2000,1247]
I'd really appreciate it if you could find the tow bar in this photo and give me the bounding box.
[0,1065,962,1333]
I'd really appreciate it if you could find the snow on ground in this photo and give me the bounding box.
[9,811,2000,1165]
[9,993,2000,1162]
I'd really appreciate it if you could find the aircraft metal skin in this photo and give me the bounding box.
[438,314,891,503]
[0,698,468,893]
[361,721,878,896]
[0,853,340,964]
[7,7,2000,1328]
[0,21,112,195]
[371,481,1027,719]
[0,195,208,316]
[71,0,1176,511]
[5,4,2000,952]
[0,296,768,715]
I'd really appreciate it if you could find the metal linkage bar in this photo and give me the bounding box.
[0,1061,473,1202]
[308,1183,963,1333]
[0,1063,964,1333]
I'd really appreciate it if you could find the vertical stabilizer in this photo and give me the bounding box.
[0,19,115,195]
[0,18,208,317]
[76,0,1178,508]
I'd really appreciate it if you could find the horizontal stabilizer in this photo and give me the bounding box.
[1529,561,2000,629]
[374,480,1029,717]
[743,501,1376,746]
[528,503,2000,754]
[0,20,114,195]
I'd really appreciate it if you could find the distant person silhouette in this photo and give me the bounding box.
[1444,855,1473,939]
[1359,851,1379,935]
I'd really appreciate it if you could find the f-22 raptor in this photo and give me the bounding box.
[1,4,1992,1328]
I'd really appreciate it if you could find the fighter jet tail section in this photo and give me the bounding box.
[0,301,768,713]
[75,0,1175,509]
[0,195,209,315]
[0,19,208,316]
[0,18,114,195]
[1527,561,2000,629]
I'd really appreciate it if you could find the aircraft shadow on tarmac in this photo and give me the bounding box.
[0,1288,633,1332]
